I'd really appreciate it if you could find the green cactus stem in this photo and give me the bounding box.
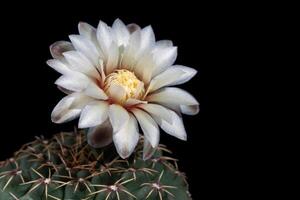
[0,131,192,200]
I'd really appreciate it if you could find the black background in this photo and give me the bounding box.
[0,3,246,199]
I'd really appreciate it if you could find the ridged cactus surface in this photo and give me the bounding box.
[0,131,191,200]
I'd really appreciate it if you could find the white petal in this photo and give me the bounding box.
[137,103,172,124]
[152,46,178,77]
[106,84,126,103]
[50,41,74,60]
[148,65,197,93]
[134,53,155,84]
[124,99,147,107]
[148,67,182,93]
[134,81,145,99]
[87,120,113,148]
[55,72,108,100]
[51,93,93,123]
[69,34,100,66]
[47,59,71,75]
[112,18,130,47]
[52,109,81,124]
[159,110,187,141]
[127,23,141,33]
[142,105,187,141]
[132,108,159,148]
[160,103,181,115]
[147,87,199,107]
[51,95,79,123]
[129,29,141,48]
[106,41,119,74]
[113,114,139,159]
[121,30,141,70]
[57,85,73,95]
[143,138,157,160]
[83,81,108,100]
[155,40,173,48]
[97,21,113,60]
[55,72,89,92]
[79,101,109,128]
[78,22,96,41]
[78,22,104,56]
[97,59,106,80]
[170,65,197,85]
[140,26,155,53]
[63,51,100,79]
[108,104,130,132]
[180,104,200,115]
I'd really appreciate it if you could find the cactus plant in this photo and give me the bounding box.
[0,131,192,200]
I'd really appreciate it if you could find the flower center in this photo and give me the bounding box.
[104,69,145,103]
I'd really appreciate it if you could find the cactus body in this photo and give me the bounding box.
[0,131,191,200]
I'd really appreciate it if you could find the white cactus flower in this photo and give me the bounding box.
[48,19,199,159]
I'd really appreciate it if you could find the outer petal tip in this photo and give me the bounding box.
[87,120,113,148]
[50,41,74,59]
[78,101,109,128]
[180,104,200,115]
[113,114,139,159]
[127,23,141,33]
[142,138,157,160]
[118,149,130,159]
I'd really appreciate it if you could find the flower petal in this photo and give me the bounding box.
[124,99,147,107]
[50,41,74,60]
[140,25,155,53]
[83,81,108,100]
[143,106,187,141]
[180,104,200,115]
[57,85,73,95]
[108,104,130,132]
[137,103,173,124]
[148,65,197,93]
[121,30,141,70]
[155,40,173,48]
[79,101,109,128]
[139,104,188,140]
[170,65,197,85]
[143,138,157,160]
[113,114,139,159]
[158,110,187,141]
[127,23,141,33]
[87,120,113,148]
[55,72,89,92]
[147,87,199,108]
[78,22,104,61]
[46,59,71,75]
[134,53,155,84]
[63,51,100,80]
[132,108,159,148]
[152,46,178,77]
[51,93,93,123]
[69,34,100,66]
[52,109,81,124]
[112,18,130,47]
[55,72,108,100]
[147,68,182,93]
[105,84,126,104]
[106,41,119,74]
[97,21,113,60]
[78,22,97,43]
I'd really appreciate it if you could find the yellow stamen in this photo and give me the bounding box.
[104,69,145,103]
